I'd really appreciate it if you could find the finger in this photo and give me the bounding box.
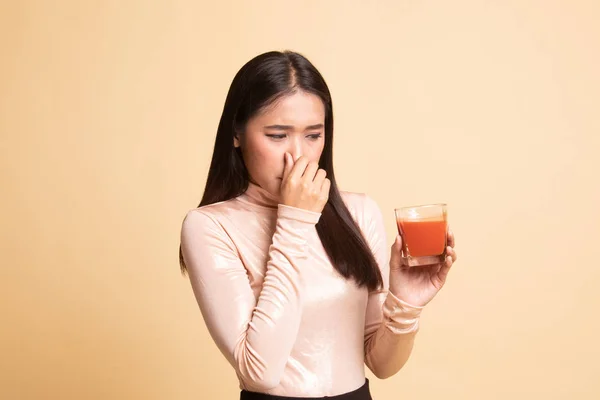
[389,235,404,269]
[302,161,319,182]
[282,152,294,181]
[436,255,453,284]
[447,227,455,248]
[447,246,457,262]
[289,156,309,181]
[313,169,327,186]
[319,178,331,202]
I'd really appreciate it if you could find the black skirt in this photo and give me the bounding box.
[240,379,372,400]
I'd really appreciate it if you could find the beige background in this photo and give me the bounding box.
[1,1,599,399]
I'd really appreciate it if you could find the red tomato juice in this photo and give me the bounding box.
[397,218,447,257]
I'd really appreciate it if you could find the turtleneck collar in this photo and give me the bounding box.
[239,181,280,209]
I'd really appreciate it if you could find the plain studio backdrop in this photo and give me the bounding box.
[1,1,598,399]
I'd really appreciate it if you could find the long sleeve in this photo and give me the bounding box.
[180,204,321,392]
[361,195,424,379]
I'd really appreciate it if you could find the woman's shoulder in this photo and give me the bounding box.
[180,198,254,246]
[186,198,234,214]
[182,198,243,227]
[339,190,382,219]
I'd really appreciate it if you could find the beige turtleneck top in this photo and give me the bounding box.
[180,182,423,397]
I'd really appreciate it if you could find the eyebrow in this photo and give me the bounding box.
[264,124,324,130]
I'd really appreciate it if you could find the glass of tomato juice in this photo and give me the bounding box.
[394,204,448,267]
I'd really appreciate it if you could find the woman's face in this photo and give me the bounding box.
[235,91,326,197]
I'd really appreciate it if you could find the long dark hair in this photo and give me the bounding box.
[179,50,383,291]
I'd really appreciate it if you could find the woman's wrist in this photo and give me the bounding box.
[382,291,423,334]
[277,203,322,224]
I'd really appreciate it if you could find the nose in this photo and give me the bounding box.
[288,137,304,161]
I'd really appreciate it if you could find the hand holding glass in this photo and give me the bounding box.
[394,204,448,267]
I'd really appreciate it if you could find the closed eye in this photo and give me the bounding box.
[265,134,286,140]
[265,133,322,141]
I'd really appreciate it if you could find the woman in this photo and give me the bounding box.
[179,50,457,400]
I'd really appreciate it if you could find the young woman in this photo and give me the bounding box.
[179,50,457,400]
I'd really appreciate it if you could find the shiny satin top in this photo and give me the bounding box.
[180,182,423,397]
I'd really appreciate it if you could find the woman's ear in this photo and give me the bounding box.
[233,130,241,148]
